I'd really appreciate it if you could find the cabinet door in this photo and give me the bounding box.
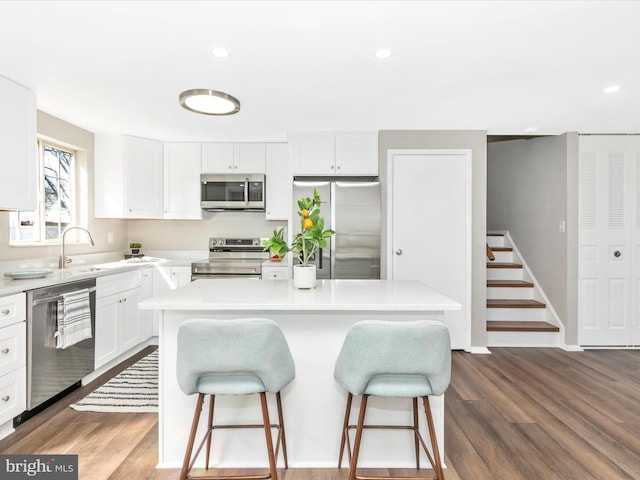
[163,143,202,219]
[139,268,154,341]
[125,136,163,218]
[265,144,291,220]
[171,266,192,287]
[0,75,37,211]
[94,134,126,218]
[234,143,266,173]
[95,293,119,369]
[335,132,378,175]
[202,143,234,173]
[119,288,142,353]
[291,133,336,175]
[0,366,26,425]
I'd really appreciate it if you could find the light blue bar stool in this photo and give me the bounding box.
[176,318,295,480]
[334,320,451,480]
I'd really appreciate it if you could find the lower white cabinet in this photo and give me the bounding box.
[152,265,191,335]
[140,267,154,341]
[0,292,26,425]
[95,271,145,369]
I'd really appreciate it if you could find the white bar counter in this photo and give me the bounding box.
[140,279,460,470]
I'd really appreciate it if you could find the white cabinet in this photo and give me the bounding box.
[0,75,37,211]
[290,132,378,176]
[0,292,26,426]
[139,267,154,341]
[202,143,266,174]
[95,271,144,368]
[262,261,291,280]
[265,143,291,220]
[152,265,191,335]
[163,142,202,219]
[94,134,164,218]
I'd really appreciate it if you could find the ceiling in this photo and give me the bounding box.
[0,0,638,142]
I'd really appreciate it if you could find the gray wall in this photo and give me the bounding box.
[487,133,579,343]
[378,130,488,349]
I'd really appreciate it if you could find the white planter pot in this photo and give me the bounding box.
[293,264,316,289]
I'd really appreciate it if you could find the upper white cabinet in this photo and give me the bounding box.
[265,143,291,220]
[202,143,266,174]
[94,134,163,218]
[0,75,37,211]
[163,142,202,220]
[290,132,378,176]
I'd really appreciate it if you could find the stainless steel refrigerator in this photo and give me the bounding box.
[292,178,381,279]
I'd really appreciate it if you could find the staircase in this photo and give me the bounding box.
[486,232,562,347]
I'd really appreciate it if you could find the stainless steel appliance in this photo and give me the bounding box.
[292,177,381,279]
[191,237,269,279]
[200,174,265,211]
[16,278,96,425]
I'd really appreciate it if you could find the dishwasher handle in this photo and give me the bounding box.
[31,286,97,307]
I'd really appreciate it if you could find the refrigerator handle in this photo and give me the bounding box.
[318,248,323,269]
[330,182,336,277]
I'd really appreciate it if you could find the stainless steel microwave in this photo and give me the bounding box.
[200,174,265,211]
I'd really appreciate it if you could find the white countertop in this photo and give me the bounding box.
[139,278,461,312]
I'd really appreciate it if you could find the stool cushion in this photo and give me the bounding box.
[334,320,451,397]
[364,374,434,397]
[177,318,295,396]
[196,373,266,395]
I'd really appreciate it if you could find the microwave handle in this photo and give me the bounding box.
[244,177,249,206]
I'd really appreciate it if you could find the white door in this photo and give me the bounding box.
[578,135,640,346]
[388,150,471,349]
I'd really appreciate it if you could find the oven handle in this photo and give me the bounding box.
[31,286,97,307]
[244,177,249,206]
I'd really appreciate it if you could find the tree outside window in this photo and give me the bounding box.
[10,140,75,243]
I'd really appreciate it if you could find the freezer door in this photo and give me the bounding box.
[333,181,381,279]
[292,181,332,279]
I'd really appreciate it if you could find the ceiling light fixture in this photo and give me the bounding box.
[603,85,620,94]
[375,48,392,59]
[211,48,229,58]
[179,89,240,116]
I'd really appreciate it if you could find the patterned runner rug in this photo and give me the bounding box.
[70,350,158,413]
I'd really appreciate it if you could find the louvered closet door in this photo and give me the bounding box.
[579,135,640,346]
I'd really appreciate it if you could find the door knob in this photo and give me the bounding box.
[395,249,403,256]
[614,250,622,258]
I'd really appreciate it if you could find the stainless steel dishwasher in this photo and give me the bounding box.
[15,278,96,425]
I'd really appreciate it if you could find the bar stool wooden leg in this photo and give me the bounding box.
[338,393,353,468]
[413,397,420,470]
[180,393,205,480]
[348,394,369,480]
[260,392,279,480]
[422,396,445,480]
[275,392,289,468]
[205,395,215,470]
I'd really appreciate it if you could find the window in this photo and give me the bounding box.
[10,139,76,244]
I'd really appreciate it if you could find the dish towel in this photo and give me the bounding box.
[55,288,92,349]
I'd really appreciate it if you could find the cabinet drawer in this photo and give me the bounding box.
[0,292,26,329]
[97,270,142,298]
[0,322,25,377]
[0,366,26,425]
[262,268,290,280]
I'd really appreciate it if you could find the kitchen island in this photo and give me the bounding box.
[139,278,460,470]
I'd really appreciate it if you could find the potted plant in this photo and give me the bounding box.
[291,188,335,288]
[129,242,142,255]
[262,227,290,262]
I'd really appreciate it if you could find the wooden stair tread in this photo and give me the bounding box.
[490,247,512,252]
[487,262,522,269]
[487,233,504,236]
[487,280,534,288]
[487,299,546,308]
[487,321,560,332]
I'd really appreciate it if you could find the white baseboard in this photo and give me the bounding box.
[468,346,492,354]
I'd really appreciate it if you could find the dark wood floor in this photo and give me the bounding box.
[1,347,639,479]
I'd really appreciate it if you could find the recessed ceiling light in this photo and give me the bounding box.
[375,48,392,59]
[179,89,240,116]
[603,85,620,94]
[211,48,229,58]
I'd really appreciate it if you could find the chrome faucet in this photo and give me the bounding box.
[59,226,95,269]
